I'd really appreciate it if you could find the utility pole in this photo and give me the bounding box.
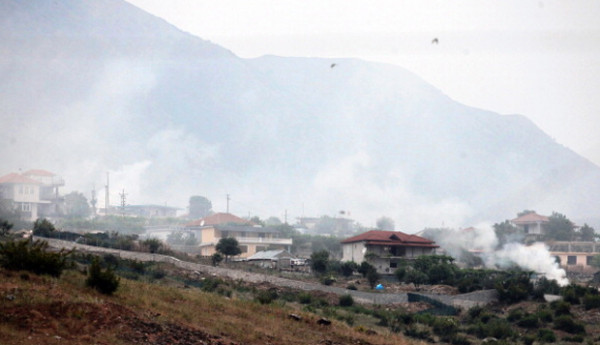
[119,189,127,217]
[90,186,97,216]
[284,209,288,224]
[226,194,230,213]
[105,172,109,216]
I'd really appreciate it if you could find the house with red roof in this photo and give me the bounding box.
[341,230,438,274]
[0,170,64,221]
[183,212,293,258]
[510,211,550,240]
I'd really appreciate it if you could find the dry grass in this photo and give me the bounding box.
[0,267,417,345]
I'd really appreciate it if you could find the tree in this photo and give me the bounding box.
[340,261,358,277]
[211,252,223,266]
[33,218,56,237]
[493,220,523,247]
[264,217,282,226]
[366,269,380,289]
[167,231,198,246]
[518,210,536,217]
[545,212,575,241]
[63,191,91,218]
[216,237,241,262]
[310,250,330,274]
[0,218,13,237]
[376,216,395,230]
[142,238,163,253]
[578,224,596,242]
[189,196,212,219]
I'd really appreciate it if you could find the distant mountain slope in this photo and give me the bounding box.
[1,0,599,229]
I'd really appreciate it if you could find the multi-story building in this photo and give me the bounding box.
[185,212,293,258]
[0,169,64,221]
[341,230,439,274]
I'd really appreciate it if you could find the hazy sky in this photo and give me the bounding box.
[126,0,600,167]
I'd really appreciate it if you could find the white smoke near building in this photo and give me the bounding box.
[422,224,568,286]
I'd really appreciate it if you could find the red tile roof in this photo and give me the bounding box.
[0,173,41,184]
[341,230,438,248]
[23,169,55,177]
[511,212,549,224]
[186,212,254,227]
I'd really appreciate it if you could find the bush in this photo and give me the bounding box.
[403,324,432,341]
[583,293,600,310]
[86,258,119,295]
[298,292,312,304]
[339,294,354,307]
[550,300,571,316]
[432,317,458,337]
[0,239,71,277]
[255,288,278,304]
[321,276,336,285]
[516,314,539,329]
[553,315,585,334]
[537,328,556,343]
[346,284,357,290]
[507,308,524,322]
[562,335,584,343]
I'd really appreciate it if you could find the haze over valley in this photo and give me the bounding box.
[2,0,600,231]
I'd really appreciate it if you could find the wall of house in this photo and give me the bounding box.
[201,227,217,244]
[10,184,40,203]
[342,242,366,263]
[554,252,597,271]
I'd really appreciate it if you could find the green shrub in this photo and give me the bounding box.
[537,328,556,343]
[0,239,71,277]
[321,276,336,285]
[86,258,119,295]
[521,334,535,345]
[403,324,432,341]
[201,277,223,292]
[255,288,278,304]
[562,335,584,343]
[432,317,458,337]
[346,284,357,290]
[553,315,585,334]
[583,293,600,310]
[517,314,539,329]
[339,294,354,307]
[448,334,471,345]
[550,300,571,316]
[298,292,312,304]
[507,308,524,322]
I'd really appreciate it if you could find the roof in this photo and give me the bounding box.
[341,230,438,248]
[511,212,549,224]
[22,169,55,177]
[186,212,254,227]
[125,204,181,210]
[247,249,295,261]
[0,173,41,185]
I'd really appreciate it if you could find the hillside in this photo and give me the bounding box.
[0,266,410,345]
[1,0,600,229]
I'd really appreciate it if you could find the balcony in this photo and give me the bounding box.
[237,237,293,245]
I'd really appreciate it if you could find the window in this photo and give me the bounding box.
[567,256,577,265]
[239,245,248,253]
[21,203,31,212]
[587,256,594,266]
[390,262,397,268]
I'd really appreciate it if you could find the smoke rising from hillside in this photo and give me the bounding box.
[424,224,568,286]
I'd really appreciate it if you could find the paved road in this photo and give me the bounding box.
[40,237,496,307]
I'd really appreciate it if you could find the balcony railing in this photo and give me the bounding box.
[237,237,293,245]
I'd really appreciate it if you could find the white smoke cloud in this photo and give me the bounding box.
[425,224,568,286]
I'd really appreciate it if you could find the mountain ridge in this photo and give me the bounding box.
[1,0,599,230]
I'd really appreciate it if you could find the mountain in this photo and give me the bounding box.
[1,0,599,230]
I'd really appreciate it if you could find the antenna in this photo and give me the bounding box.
[226,194,230,213]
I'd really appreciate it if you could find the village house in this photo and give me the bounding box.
[341,230,438,274]
[547,241,600,273]
[185,213,293,258]
[0,169,64,221]
[123,204,180,218]
[511,211,550,241]
[246,249,296,269]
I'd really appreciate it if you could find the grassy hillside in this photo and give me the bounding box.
[0,266,415,345]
